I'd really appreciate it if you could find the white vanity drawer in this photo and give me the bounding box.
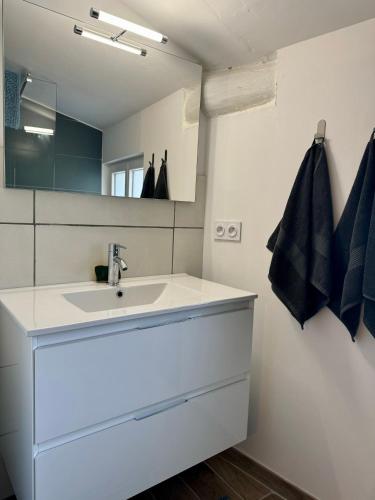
[35,378,250,500]
[35,308,252,443]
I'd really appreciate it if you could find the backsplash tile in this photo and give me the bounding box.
[0,147,34,223]
[0,224,34,288]
[0,176,206,291]
[35,190,174,227]
[173,228,204,277]
[35,225,174,285]
[175,175,206,228]
[0,188,34,223]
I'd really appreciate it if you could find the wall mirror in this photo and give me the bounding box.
[3,0,202,201]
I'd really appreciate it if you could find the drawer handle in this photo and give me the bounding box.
[134,398,188,421]
[135,316,194,331]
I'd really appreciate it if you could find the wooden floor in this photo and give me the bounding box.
[7,448,315,500]
[130,448,315,500]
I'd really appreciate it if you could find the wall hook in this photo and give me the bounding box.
[149,153,155,168]
[314,119,326,144]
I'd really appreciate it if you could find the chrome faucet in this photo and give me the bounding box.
[108,243,128,286]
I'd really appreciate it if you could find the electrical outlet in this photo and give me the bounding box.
[214,221,242,242]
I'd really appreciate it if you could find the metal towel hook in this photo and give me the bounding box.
[314,119,326,144]
[149,153,155,168]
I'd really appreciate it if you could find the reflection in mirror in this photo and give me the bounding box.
[3,0,202,201]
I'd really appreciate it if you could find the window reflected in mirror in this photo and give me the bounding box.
[108,156,144,198]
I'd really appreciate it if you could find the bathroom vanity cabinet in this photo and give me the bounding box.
[0,274,256,500]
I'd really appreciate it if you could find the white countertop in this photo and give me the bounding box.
[0,274,256,336]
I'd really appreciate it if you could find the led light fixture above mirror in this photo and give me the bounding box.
[74,25,146,56]
[90,8,168,44]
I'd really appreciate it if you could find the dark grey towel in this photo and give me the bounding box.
[328,134,375,340]
[154,160,169,200]
[140,163,155,198]
[267,142,333,327]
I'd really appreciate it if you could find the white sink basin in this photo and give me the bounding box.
[0,274,256,335]
[64,283,167,312]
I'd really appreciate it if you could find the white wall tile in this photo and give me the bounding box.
[175,176,206,228]
[173,228,203,277]
[35,225,173,285]
[0,188,34,223]
[35,190,174,227]
[0,225,34,289]
[0,148,34,223]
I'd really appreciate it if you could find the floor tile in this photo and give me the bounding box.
[220,449,315,500]
[180,462,242,500]
[206,455,270,499]
[151,475,199,499]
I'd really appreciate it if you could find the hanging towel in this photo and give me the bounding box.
[141,158,155,198]
[328,133,375,340]
[267,141,334,327]
[5,70,21,130]
[154,159,169,199]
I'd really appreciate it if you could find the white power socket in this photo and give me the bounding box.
[214,221,242,242]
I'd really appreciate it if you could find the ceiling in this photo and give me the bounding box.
[122,0,375,69]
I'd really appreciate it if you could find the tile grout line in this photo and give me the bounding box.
[33,190,36,286]
[219,455,288,500]
[171,202,176,274]
[171,227,175,274]
[0,222,34,225]
[0,222,203,229]
[204,460,246,500]
[176,475,201,500]
[259,493,279,500]
[26,223,203,230]
[33,190,35,225]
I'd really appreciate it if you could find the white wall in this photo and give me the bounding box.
[103,88,200,202]
[203,18,375,500]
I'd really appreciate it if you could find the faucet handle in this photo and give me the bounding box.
[109,242,127,256]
